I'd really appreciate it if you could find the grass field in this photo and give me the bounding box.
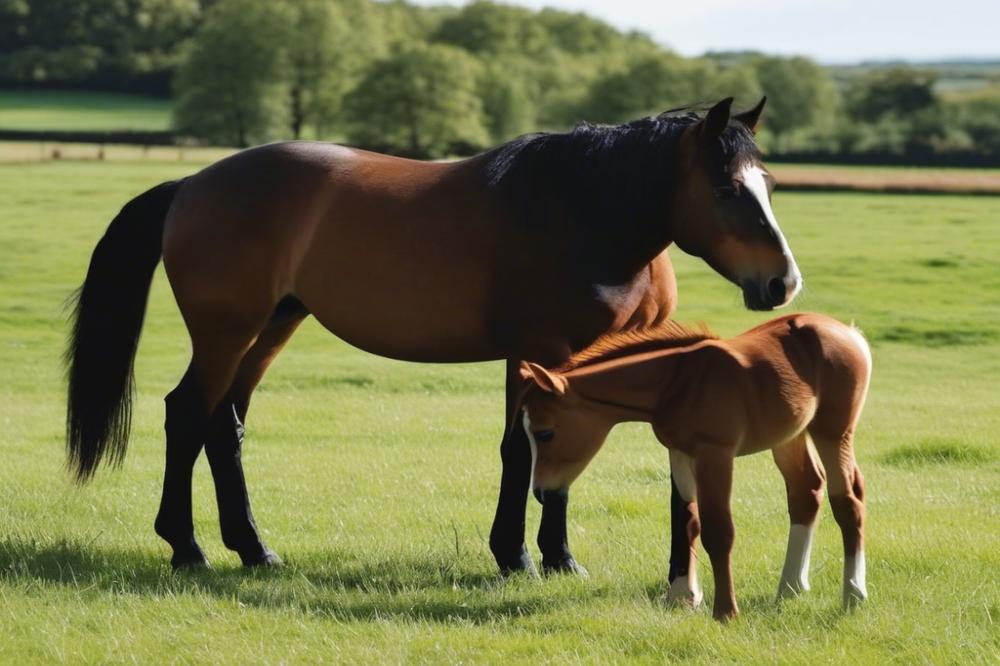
[1,157,998,663]
[0,91,171,131]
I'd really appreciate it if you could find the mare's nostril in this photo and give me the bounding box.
[533,488,544,504]
[767,277,786,304]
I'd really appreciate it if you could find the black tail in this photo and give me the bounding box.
[65,179,184,482]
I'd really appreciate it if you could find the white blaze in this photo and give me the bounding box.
[738,164,802,305]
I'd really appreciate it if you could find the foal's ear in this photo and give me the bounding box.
[520,361,568,396]
[734,96,767,134]
[700,97,734,142]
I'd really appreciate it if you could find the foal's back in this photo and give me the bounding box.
[656,314,871,456]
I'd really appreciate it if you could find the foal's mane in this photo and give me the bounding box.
[559,320,718,372]
[483,108,760,234]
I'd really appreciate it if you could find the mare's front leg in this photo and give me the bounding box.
[536,488,588,576]
[772,433,825,598]
[489,360,538,575]
[664,450,703,606]
[694,444,738,621]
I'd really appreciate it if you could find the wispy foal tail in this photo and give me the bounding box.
[65,179,184,482]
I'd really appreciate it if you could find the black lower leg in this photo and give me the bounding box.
[668,477,695,582]
[205,403,279,566]
[489,416,537,575]
[537,488,587,576]
[154,372,210,569]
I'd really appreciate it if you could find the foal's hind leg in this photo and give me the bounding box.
[772,433,826,599]
[811,427,867,607]
[154,308,269,568]
[664,450,703,607]
[205,303,306,566]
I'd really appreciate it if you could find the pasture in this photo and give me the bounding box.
[1,157,998,663]
[0,91,172,132]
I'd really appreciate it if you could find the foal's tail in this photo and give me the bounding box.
[65,179,184,482]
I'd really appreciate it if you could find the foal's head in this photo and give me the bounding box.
[671,97,802,310]
[516,362,615,498]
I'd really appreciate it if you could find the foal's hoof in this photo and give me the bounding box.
[662,576,704,608]
[843,583,868,609]
[542,556,589,578]
[241,548,283,568]
[776,578,810,600]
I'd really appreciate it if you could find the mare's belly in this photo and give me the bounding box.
[292,211,499,363]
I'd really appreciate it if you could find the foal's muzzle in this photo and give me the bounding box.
[533,487,545,505]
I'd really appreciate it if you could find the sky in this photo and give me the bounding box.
[409,0,1000,64]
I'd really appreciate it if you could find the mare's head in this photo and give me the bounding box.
[671,97,802,310]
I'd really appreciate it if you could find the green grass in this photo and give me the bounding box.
[1,159,998,663]
[0,90,171,131]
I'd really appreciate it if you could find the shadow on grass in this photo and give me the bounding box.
[0,537,576,624]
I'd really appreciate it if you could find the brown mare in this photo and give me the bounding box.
[65,97,803,575]
[517,313,872,620]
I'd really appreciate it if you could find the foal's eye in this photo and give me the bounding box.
[533,430,555,443]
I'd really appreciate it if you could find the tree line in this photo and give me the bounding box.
[2,0,999,163]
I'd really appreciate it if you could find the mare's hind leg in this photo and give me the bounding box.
[811,426,867,607]
[772,433,826,598]
[664,450,703,607]
[154,366,212,568]
[205,300,307,566]
[154,307,269,568]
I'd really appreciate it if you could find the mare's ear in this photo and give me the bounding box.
[734,96,766,134]
[521,361,567,396]
[700,97,733,142]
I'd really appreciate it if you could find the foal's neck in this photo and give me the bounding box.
[567,349,691,423]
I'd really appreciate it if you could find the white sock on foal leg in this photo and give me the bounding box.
[843,550,868,607]
[777,523,815,598]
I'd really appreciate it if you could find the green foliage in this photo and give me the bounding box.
[6,0,1000,163]
[342,43,489,157]
[0,0,201,93]
[172,0,291,146]
[845,67,938,122]
[752,56,838,136]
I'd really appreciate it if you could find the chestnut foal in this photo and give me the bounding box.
[516,313,872,620]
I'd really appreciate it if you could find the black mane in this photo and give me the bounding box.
[483,111,760,240]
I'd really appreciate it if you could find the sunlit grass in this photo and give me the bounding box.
[1,160,998,663]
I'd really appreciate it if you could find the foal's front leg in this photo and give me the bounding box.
[694,445,737,621]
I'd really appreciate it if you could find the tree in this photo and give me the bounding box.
[579,53,717,123]
[342,44,489,158]
[845,67,937,122]
[432,1,548,57]
[752,56,838,136]
[173,0,291,146]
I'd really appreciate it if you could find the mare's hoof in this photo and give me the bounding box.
[542,556,589,578]
[241,548,283,568]
[662,576,704,608]
[495,545,540,578]
[171,550,211,571]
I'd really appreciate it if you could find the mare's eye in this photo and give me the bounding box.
[533,430,555,443]
[712,185,739,199]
